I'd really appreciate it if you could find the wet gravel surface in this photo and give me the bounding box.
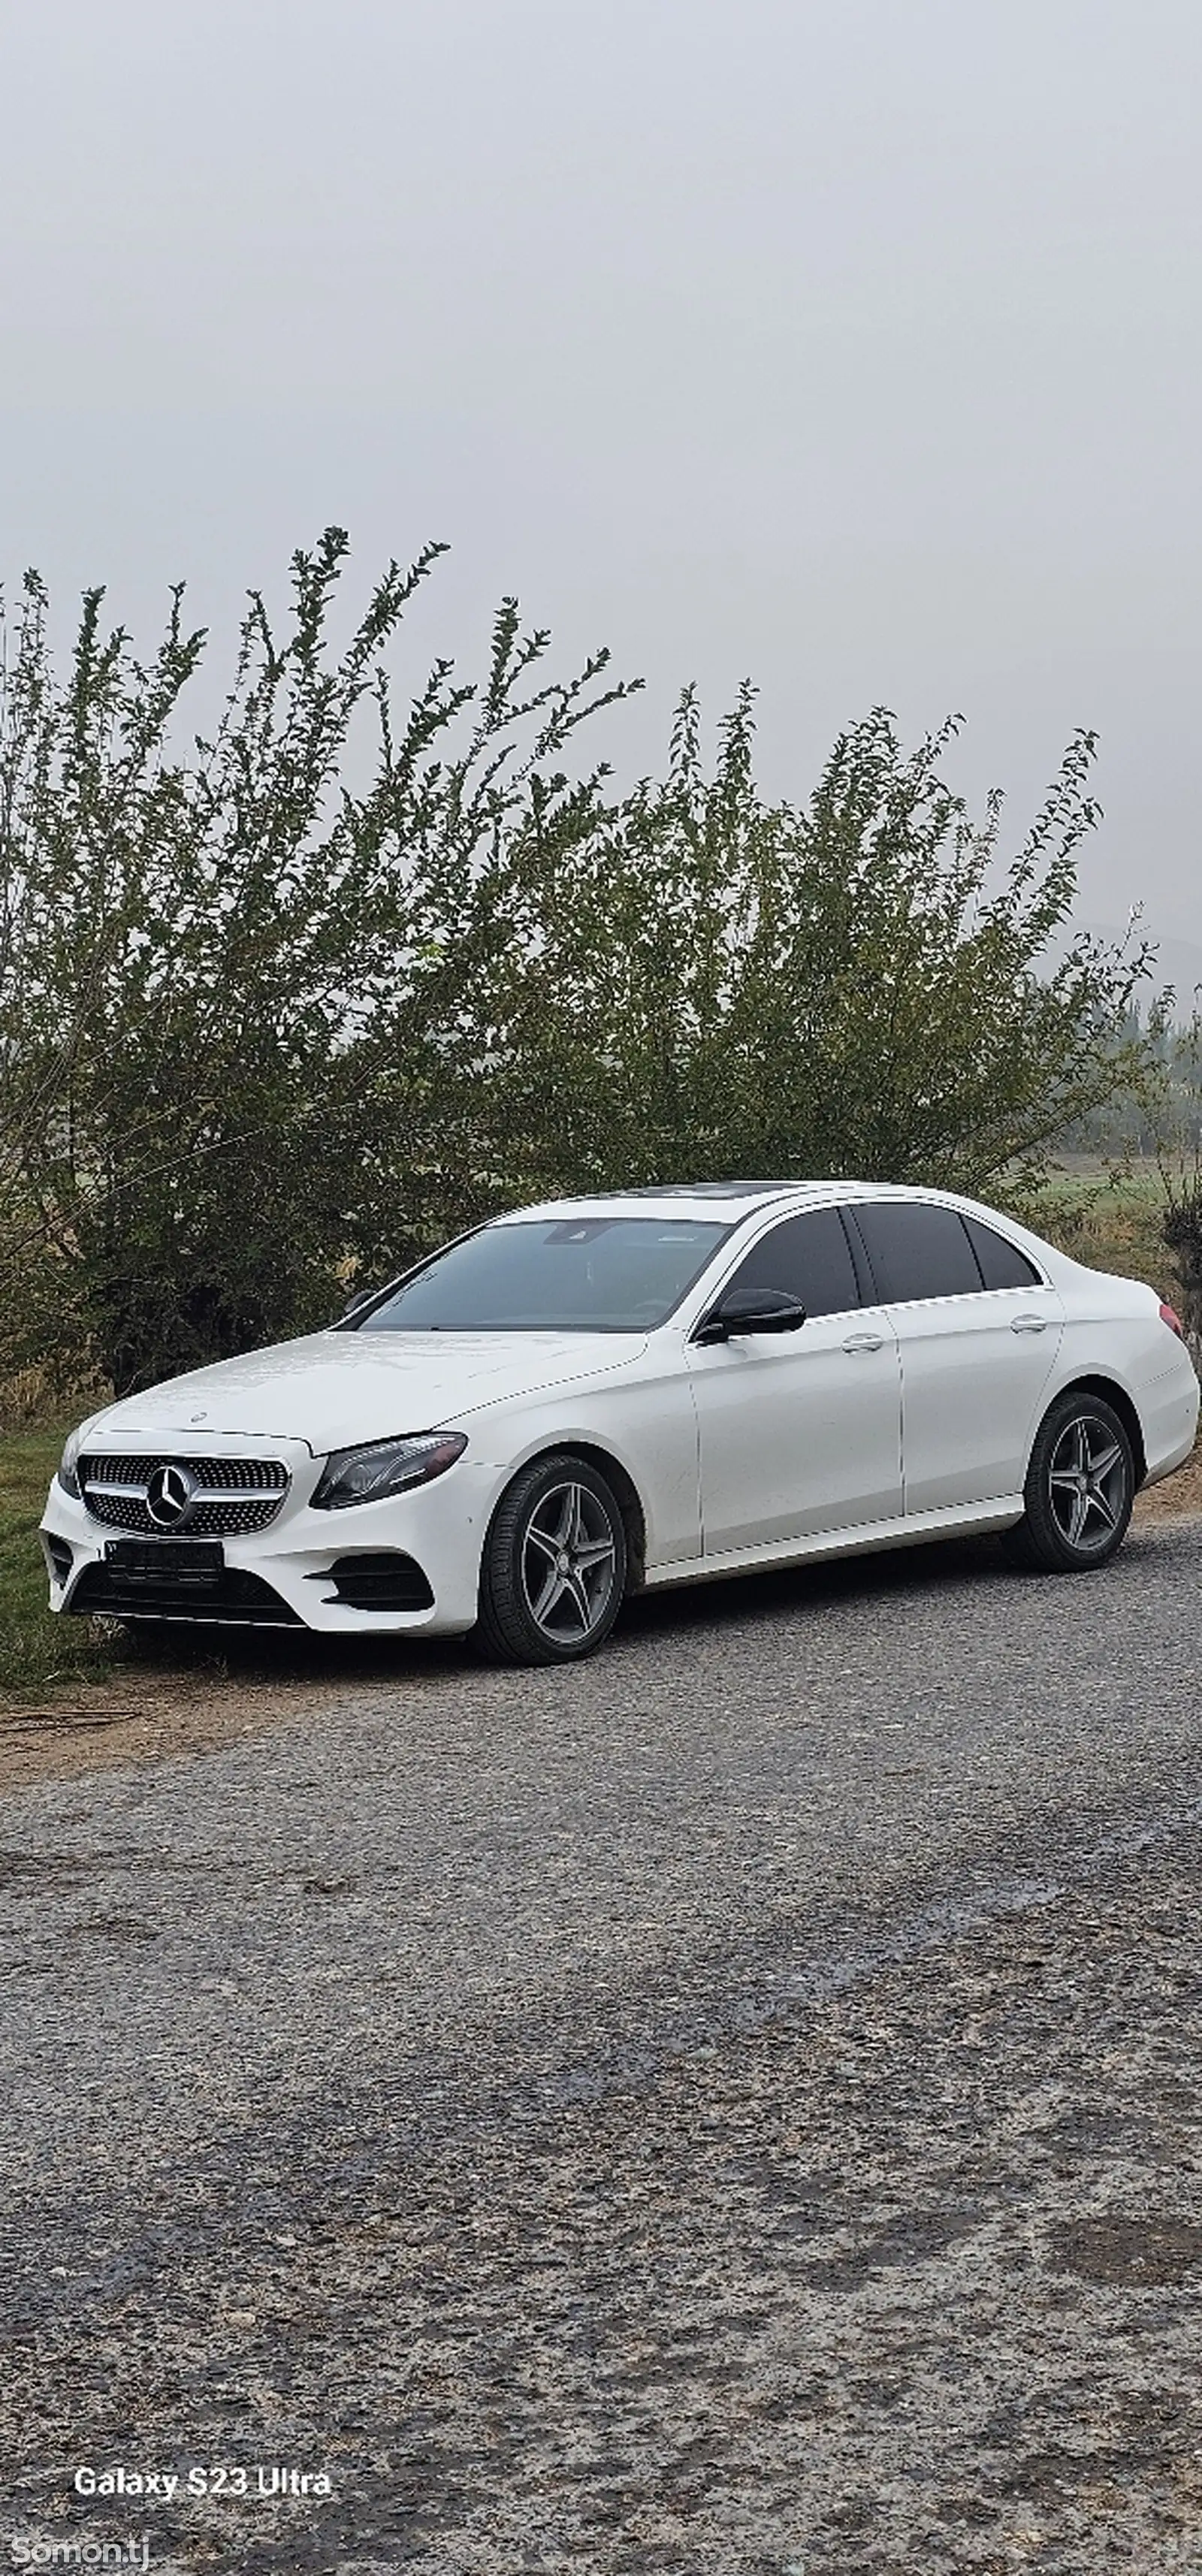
[2,1523,1202,2573]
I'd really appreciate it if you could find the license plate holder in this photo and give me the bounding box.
[104,1539,225,1587]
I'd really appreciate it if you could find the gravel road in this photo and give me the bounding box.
[2,1521,1202,2574]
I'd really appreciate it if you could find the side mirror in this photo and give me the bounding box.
[694,1286,808,1345]
[339,1283,382,1321]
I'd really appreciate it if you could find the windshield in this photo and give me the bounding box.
[354,1216,733,1333]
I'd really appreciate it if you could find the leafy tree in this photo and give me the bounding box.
[0,533,636,1390]
[1148,1011,1202,1338]
[468,690,1158,1200]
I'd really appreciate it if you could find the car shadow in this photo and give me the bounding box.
[110,1515,1194,1696]
[110,1529,1029,1694]
[620,1529,1020,1644]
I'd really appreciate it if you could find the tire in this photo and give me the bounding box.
[474,1451,628,1666]
[1001,1390,1135,1573]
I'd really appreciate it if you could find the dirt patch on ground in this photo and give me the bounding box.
[0,1672,322,1795]
[1134,1431,1202,1523]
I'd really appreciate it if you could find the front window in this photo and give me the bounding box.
[719,1206,862,1318]
[355,1216,734,1334]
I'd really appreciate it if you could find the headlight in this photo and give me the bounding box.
[310,1430,468,1511]
[57,1427,84,1499]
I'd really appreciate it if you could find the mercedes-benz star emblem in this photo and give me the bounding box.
[146,1462,196,1530]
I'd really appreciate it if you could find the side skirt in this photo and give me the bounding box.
[643,1496,1025,1592]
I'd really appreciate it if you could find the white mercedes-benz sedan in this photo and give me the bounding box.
[41,1181,1198,1665]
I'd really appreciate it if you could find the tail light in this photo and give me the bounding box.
[1159,1300,1186,1339]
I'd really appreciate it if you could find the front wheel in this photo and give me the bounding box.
[1002,1391,1135,1572]
[474,1452,628,1666]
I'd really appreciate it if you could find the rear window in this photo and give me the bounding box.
[962,1215,1042,1290]
[852,1201,983,1302]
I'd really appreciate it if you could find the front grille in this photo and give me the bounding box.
[78,1453,289,1536]
[68,1562,301,1626]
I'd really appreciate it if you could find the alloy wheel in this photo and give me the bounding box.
[1046,1412,1129,1554]
[519,1479,619,1644]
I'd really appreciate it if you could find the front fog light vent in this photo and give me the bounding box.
[314,1553,435,1613]
[44,1535,74,1586]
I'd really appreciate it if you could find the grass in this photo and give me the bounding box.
[0,1427,129,1702]
[1024,1161,1186,1312]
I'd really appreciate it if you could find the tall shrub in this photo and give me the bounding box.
[468,691,1158,1198]
[0,533,636,1388]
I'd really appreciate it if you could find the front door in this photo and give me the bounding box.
[687,1206,904,1554]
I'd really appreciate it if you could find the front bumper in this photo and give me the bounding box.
[40,1448,497,1637]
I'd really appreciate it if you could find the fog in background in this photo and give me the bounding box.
[3,0,1200,977]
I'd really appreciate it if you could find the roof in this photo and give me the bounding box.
[497,1180,1031,1230]
[503,1180,868,1223]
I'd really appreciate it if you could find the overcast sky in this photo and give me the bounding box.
[4,0,1200,958]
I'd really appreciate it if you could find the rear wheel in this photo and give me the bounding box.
[474,1452,628,1666]
[1002,1391,1135,1572]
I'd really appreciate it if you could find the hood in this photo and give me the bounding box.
[91,1328,649,1454]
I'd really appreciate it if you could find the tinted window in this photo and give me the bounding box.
[963,1215,1041,1290]
[357,1216,732,1333]
[723,1207,860,1318]
[853,1202,982,1302]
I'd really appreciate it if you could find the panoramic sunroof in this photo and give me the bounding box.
[599,1181,804,1200]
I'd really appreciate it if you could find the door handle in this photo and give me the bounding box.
[842,1331,886,1353]
[1010,1314,1049,1334]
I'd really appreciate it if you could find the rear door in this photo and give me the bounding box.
[847,1200,1065,1513]
[687,1204,903,1554]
